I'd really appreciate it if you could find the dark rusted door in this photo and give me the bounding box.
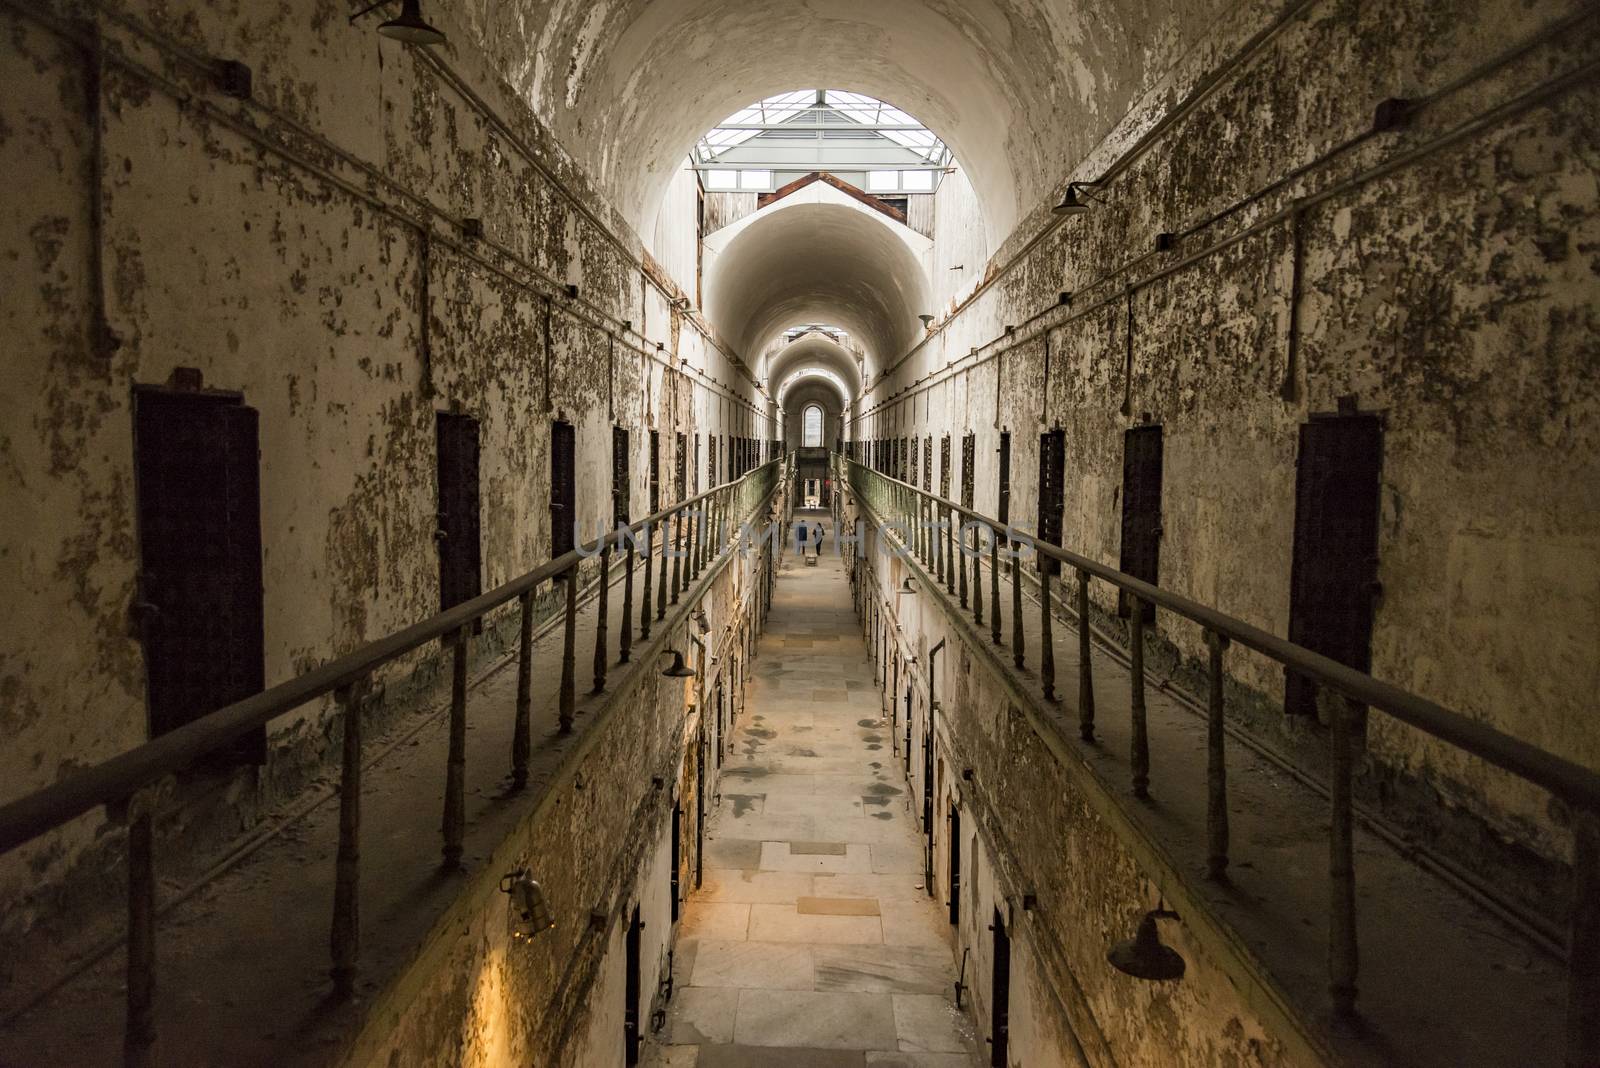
[675,432,687,501]
[923,437,932,492]
[1038,429,1066,574]
[961,433,976,510]
[649,430,661,514]
[940,435,952,500]
[997,432,1012,526]
[550,419,576,558]
[708,434,717,488]
[624,903,642,1064]
[670,800,682,923]
[437,411,483,611]
[133,387,265,763]
[1285,414,1384,718]
[1118,424,1163,619]
[991,908,1011,1066]
[948,806,961,926]
[612,425,630,527]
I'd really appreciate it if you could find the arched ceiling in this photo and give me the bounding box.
[474,0,1227,244]
[704,203,930,382]
[766,336,861,406]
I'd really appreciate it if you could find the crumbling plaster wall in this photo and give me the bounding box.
[0,0,774,925]
[853,0,1600,865]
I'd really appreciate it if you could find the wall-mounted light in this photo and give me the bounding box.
[499,870,555,941]
[1107,909,1185,981]
[660,649,696,678]
[1051,181,1108,216]
[899,578,916,594]
[350,0,447,45]
[918,314,935,329]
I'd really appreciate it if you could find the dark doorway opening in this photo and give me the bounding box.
[991,907,1011,1067]
[550,418,576,558]
[997,432,1011,526]
[695,729,707,889]
[1286,413,1384,720]
[436,411,482,611]
[670,800,682,924]
[948,807,962,926]
[1118,424,1163,619]
[1038,428,1066,574]
[624,902,643,1065]
[612,425,631,528]
[133,385,266,764]
[649,430,661,514]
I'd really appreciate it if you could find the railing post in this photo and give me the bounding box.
[1205,630,1230,881]
[657,511,670,619]
[443,626,469,867]
[592,543,609,694]
[560,571,577,732]
[620,542,635,664]
[973,523,984,628]
[1329,694,1360,1019]
[945,508,956,595]
[513,589,533,786]
[989,529,1001,644]
[958,516,969,609]
[1568,806,1600,1066]
[1040,565,1055,701]
[671,506,683,604]
[1076,569,1095,742]
[122,789,158,1068]
[641,520,654,638]
[1129,599,1149,799]
[331,675,367,997]
[1010,542,1025,670]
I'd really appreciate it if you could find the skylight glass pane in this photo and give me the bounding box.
[705,170,738,190]
[740,169,771,190]
[902,170,934,192]
[868,170,899,192]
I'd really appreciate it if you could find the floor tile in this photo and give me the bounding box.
[733,989,898,1049]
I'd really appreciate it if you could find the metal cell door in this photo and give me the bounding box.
[550,419,576,558]
[948,807,961,926]
[961,433,976,510]
[133,387,266,763]
[1038,429,1066,575]
[997,432,1012,526]
[613,425,631,527]
[437,411,483,611]
[1285,414,1383,718]
[991,908,1011,1066]
[1118,424,1163,619]
[624,903,643,1064]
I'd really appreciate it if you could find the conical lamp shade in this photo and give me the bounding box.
[379,0,446,45]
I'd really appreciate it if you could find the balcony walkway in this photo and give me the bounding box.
[0,537,694,1066]
[647,512,979,1068]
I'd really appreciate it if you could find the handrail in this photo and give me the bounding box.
[839,456,1600,812]
[0,459,783,855]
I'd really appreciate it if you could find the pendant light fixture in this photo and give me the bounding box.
[349,0,447,46]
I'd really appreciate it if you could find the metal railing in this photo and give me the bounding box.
[0,457,786,1066]
[837,454,1599,1063]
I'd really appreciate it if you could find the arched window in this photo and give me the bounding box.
[802,404,823,447]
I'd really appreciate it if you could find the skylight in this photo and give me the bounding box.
[694,90,952,193]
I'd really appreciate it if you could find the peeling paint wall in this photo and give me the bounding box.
[0,0,774,937]
[854,0,1600,876]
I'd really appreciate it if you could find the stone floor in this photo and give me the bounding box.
[645,513,980,1068]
